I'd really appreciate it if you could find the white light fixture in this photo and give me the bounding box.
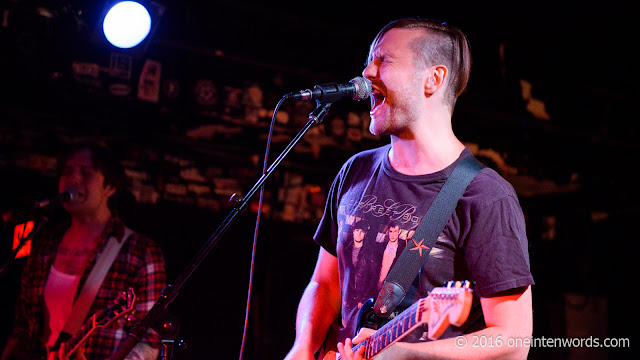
[102,1,151,49]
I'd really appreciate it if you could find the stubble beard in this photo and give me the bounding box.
[369,97,418,137]
[369,78,423,137]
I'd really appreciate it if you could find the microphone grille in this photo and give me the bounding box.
[350,77,372,101]
[63,189,80,202]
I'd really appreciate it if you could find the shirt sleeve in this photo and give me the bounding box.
[124,342,160,360]
[134,237,167,348]
[10,256,35,340]
[464,194,534,297]
[313,170,343,257]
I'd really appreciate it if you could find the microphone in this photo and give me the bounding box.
[33,189,79,208]
[287,77,372,103]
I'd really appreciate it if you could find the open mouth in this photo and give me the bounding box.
[370,91,386,114]
[70,189,86,203]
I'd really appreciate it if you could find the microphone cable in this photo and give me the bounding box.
[239,94,288,360]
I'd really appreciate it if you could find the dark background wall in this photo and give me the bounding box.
[1,1,637,359]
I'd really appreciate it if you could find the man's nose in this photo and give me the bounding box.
[362,61,376,80]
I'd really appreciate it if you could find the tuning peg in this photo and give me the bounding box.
[126,312,137,322]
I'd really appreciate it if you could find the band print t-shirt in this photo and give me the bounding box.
[314,145,534,340]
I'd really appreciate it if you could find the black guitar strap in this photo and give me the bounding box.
[373,155,485,317]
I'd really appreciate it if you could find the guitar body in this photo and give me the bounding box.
[319,298,390,360]
[42,331,72,360]
[42,288,136,360]
[318,281,473,360]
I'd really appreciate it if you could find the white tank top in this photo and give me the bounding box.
[43,265,81,347]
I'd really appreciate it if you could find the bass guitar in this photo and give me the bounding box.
[319,280,472,360]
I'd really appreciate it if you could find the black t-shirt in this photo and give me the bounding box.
[314,145,534,340]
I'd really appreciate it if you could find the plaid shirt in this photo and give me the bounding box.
[8,217,166,360]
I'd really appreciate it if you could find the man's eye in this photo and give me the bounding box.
[366,54,384,66]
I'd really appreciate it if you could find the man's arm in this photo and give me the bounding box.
[284,248,342,360]
[1,243,41,360]
[0,337,20,360]
[340,285,533,360]
[133,237,167,354]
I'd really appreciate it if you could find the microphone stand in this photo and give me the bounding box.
[109,100,333,360]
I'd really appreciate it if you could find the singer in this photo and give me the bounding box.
[1,144,166,360]
[284,18,533,360]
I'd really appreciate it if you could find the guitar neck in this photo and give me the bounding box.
[63,317,94,356]
[328,281,472,360]
[46,288,135,360]
[350,298,427,359]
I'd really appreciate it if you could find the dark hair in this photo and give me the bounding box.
[387,218,402,229]
[56,142,127,215]
[368,17,472,110]
[353,219,370,232]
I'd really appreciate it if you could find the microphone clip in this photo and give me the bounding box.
[309,101,332,125]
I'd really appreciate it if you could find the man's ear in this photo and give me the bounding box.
[104,185,117,198]
[425,65,447,95]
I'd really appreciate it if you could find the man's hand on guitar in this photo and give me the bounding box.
[337,327,374,360]
[57,342,87,360]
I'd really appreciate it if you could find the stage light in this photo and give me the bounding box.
[102,1,151,49]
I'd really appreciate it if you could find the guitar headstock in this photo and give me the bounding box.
[61,288,138,358]
[424,280,473,340]
[94,287,137,328]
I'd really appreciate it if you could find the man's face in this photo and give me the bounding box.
[58,149,115,215]
[362,28,428,137]
[388,225,399,242]
[353,228,366,243]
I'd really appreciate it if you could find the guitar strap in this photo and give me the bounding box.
[373,156,485,317]
[59,227,133,340]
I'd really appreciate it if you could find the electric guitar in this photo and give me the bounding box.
[45,288,136,360]
[319,280,473,360]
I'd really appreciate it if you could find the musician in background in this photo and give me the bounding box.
[284,17,534,360]
[1,143,166,360]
